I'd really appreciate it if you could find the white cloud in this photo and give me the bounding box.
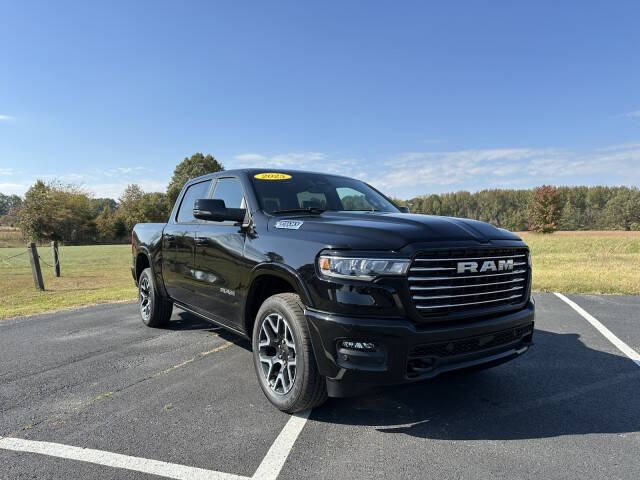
[232,151,358,175]
[0,182,29,195]
[621,110,640,118]
[234,153,267,163]
[0,115,14,121]
[232,144,640,198]
[0,166,165,199]
[86,180,168,199]
[367,145,640,196]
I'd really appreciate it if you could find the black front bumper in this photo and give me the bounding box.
[305,300,535,397]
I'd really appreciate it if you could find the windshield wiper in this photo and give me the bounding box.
[271,207,327,215]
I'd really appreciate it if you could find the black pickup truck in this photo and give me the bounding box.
[132,169,534,412]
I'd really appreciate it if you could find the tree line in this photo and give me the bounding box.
[1,154,639,244]
[1,153,224,244]
[398,185,640,232]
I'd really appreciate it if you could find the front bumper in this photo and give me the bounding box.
[305,300,535,397]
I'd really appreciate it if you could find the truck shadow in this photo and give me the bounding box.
[168,310,253,350]
[312,329,640,440]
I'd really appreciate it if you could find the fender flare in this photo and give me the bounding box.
[247,263,314,307]
[135,247,169,298]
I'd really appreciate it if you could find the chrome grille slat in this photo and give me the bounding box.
[408,248,529,317]
[414,254,526,262]
[409,267,456,272]
[408,269,527,281]
[415,294,523,309]
[413,286,523,300]
[410,277,526,291]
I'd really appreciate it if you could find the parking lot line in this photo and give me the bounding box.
[252,410,311,480]
[0,436,250,480]
[0,410,313,480]
[555,292,640,367]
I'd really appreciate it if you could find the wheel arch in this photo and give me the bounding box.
[243,264,314,337]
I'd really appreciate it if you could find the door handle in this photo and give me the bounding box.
[194,237,208,245]
[165,234,175,241]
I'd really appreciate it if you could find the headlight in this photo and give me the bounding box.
[318,255,410,281]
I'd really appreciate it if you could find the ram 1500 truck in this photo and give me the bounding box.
[132,169,534,412]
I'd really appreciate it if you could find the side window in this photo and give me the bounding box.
[213,178,245,208]
[176,180,212,223]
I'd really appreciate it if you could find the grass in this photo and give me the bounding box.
[0,244,136,320]
[0,231,638,320]
[520,231,640,295]
[0,227,24,248]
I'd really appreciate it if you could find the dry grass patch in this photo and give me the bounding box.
[520,232,640,295]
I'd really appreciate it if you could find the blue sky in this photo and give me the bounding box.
[1,0,639,199]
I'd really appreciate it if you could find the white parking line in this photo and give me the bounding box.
[554,292,640,367]
[0,436,248,480]
[252,410,310,480]
[0,410,311,480]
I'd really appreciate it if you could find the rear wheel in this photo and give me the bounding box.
[138,267,173,327]
[252,293,327,413]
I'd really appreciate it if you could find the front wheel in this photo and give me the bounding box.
[138,268,173,327]
[252,293,327,413]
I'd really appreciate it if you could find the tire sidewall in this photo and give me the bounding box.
[252,297,307,411]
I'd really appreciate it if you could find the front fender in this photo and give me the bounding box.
[248,263,314,307]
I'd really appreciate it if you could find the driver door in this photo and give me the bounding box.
[192,177,250,327]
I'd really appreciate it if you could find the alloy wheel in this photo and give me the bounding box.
[139,276,151,322]
[258,313,297,395]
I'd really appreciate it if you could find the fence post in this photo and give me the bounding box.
[51,240,61,277]
[27,242,45,291]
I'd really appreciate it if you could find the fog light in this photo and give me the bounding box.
[339,340,377,352]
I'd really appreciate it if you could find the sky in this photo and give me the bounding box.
[1,0,639,200]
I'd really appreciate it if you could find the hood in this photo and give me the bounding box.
[268,212,522,251]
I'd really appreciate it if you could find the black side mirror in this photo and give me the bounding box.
[193,199,246,223]
[398,206,410,213]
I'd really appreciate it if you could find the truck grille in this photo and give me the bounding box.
[408,247,529,317]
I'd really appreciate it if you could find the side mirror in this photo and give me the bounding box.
[398,206,410,213]
[193,199,246,223]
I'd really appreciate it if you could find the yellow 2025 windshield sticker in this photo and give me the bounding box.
[254,173,292,180]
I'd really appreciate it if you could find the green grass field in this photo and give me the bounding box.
[0,232,638,320]
[0,244,135,319]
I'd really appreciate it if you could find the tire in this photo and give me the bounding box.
[138,267,173,328]
[252,293,327,413]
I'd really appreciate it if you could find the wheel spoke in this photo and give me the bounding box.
[257,312,297,395]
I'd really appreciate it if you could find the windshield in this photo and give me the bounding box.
[250,172,400,214]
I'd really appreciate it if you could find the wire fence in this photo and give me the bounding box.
[0,249,29,263]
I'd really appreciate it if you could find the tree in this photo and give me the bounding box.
[90,197,117,217]
[0,193,22,216]
[95,205,116,243]
[603,188,640,231]
[117,184,145,233]
[559,200,579,230]
[17,180,50,241]
[18,180,96,243]
[116,185,171,235]
[529,185,561,233]
[166,153,224,206]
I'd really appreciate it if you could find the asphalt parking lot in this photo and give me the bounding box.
[1,293,639,480]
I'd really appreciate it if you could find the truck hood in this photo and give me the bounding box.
[268,212,522,250]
